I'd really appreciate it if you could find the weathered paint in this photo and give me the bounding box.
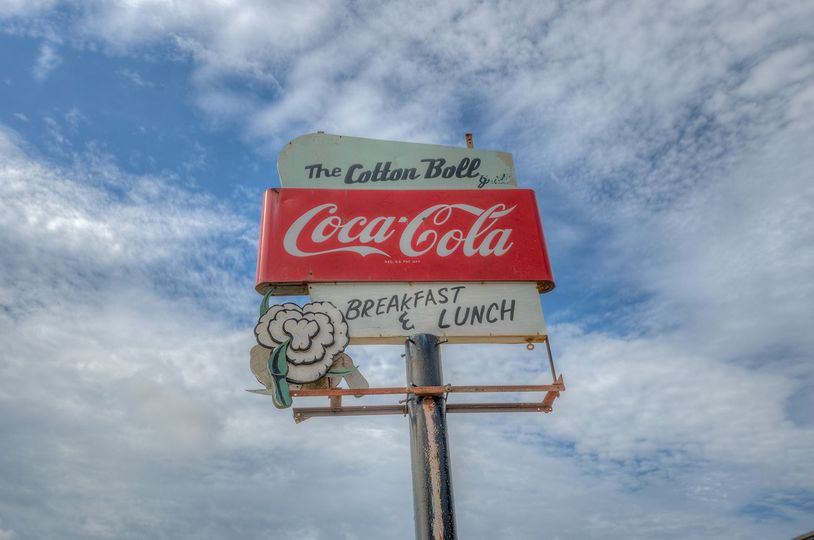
[406,335,457,540]
[278,132,516,190]
[309,282,546,344]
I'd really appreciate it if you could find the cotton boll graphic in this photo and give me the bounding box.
[254,302,349,384]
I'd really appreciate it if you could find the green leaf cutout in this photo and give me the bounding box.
[267,340,292,409]
[259,288,275,316]
[325,366,359,379]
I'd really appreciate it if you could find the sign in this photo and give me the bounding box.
[278,132,516,190]
[310,282,547,344]
[256,188,555,293]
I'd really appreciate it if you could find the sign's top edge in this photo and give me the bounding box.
[283,131,513,157]
[264,187,536,194]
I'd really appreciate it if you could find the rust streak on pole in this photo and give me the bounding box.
[406,334,457,540]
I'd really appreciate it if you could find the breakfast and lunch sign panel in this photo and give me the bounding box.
[309,282,548,344]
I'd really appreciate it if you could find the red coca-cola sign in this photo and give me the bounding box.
[256,188,554,291]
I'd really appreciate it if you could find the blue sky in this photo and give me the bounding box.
[1,1,813,539]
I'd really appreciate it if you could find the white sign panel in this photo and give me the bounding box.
[309,282,546,344]
[278,132,517,190]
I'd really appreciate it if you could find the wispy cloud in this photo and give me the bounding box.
[63,107,85,130]
[32,41,60,81]
[0,0,58,18]
[117,68,153,88]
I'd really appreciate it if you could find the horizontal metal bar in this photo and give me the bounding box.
[412,383,565,395]
[292,398,562,422]
[293,404,406,423]
[447,402,555,413]
[348,335,550,345]
[292,387,405,397]
[284,382,566,398]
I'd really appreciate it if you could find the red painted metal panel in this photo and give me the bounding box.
[256,188,554,291]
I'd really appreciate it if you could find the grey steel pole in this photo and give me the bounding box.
[405,334,457,540]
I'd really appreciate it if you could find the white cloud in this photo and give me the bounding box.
[0,521,14,540]
[32,41,61,81]
[117,68,153,88]
[64,107,85,130]
[0,126,256,314]
[0,0,57,18]
[737,43,814,98]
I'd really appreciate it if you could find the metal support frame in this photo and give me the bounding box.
[289,377,565,422]
[279,335,565,422]
[293,400,562,422]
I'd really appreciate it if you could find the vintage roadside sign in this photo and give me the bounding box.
[309,282,547,344]
[278,132,517,190]
[256,188,555,294]
[252,134,565,539]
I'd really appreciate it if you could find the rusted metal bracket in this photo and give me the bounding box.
[289,375,565,422]
[282,380,564,398]
[293,394,564,423]
[249,379,564,398]
[249,335,566,423]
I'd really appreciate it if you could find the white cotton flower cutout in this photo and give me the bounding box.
[254,301,349,384]
[283,318,319,350]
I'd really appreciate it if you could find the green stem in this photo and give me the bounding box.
[267,340,292,409]
[259,288,275,316]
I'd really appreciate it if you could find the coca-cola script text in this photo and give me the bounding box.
[283,202,515,258]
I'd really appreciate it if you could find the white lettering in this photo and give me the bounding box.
[462,204,515,256]
[284,204,391,257]
[283,202,515,258]
[359,216,395,243]
[336,216,366,242]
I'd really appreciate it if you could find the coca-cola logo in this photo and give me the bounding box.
[283,203,516,259]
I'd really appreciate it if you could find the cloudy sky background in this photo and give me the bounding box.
[1,1,813,538]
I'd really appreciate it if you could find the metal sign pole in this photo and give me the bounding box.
[405,334,457,540]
